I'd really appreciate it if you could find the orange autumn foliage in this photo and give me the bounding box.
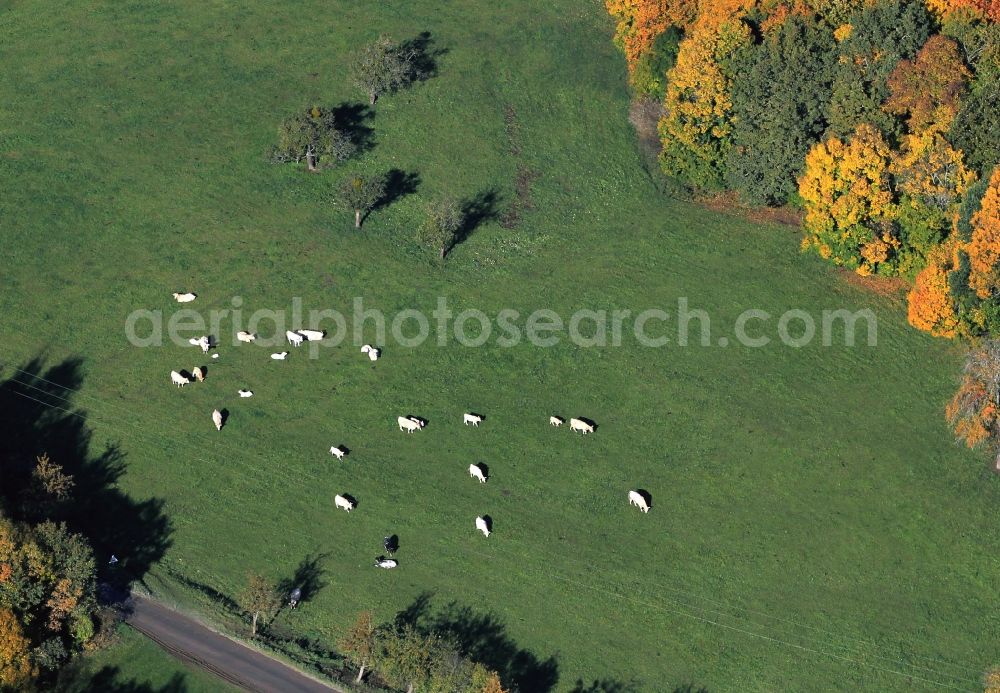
[885,35,970,134]
[907,236,961,336]
[967,167,1000,298]
[924,0,1000,22]
[0,609,36,688]
[606,0,697,71]
[892,130,977,212]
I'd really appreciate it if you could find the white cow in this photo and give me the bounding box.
[463,413,483,426]
[212,409,223,431]
[170,370,190,387]
[628,490,650,513]
[271,352,288,360]
[173,292,197,303]
[475,516,491,537]
[334,494,355,512]
[398,416,425,433]
[329,446,348,460]
[468,463,487,483]
[236,331,256,343]
[361,344,380,361]
[570,418,594,434]
[286,330,304,347]
[550,416,564,427]
[194,336,211,353]
[238,389,254,398]
[374,557,398,569]
[192,366,205,382]
[298,329,325,342]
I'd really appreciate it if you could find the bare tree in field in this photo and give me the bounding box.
[238,573,281,638]
[351,35,418,105]
[417,195,463,259]
[947,339,1000,463]
[336,174,386,228]
[338,610,377,683]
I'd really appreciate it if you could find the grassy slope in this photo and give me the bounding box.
[66,625,240,692]
[2,0,999,690]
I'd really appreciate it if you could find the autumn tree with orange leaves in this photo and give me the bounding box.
[0,608,36,688]
[947,339,1000,453]
[605,0,697,73]
[966,167,1000,298]
[908,236,962,336]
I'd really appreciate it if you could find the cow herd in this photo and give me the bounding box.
[166,291,651,569]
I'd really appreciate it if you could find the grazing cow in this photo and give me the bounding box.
[270,352,288,360]
[212,409,223,431]
[196,336,211,353]
[468,463,487,483]
[570,418,594,434]
[398,416,424,433]
[384,535,399,555]
[170,370,190,387]
[238,389,254,398]
[361,344,380,361]
[297,329,325,341]
[463,413,483,426]
[475,516,491,537]
[334,494,354,512]
[374,557,398,569]
[628,490,650,513]
[173,292,197,303]
[329,446,347,460]
[286,330,304,347]
[550,416,564,427]
[192,367,205,382]
[237,331,256,343]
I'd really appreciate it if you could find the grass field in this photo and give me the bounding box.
[59,625,239,692]
[3,0,1000,690]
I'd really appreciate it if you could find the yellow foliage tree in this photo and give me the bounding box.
[967,167,1000,298]
[0,608,37,689]
[907,236,961,337]
[893,130,977,213]
[658,14,752,188]
[798,123,896,272]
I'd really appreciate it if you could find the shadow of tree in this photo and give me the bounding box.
[54,662,192,692]
[452,188,501,252]
[277,552,329,606]
[395,592,559,692]
[331,101,375,153]
[0,357,172,590]
[401,31,448,84]
[370,168,420,217]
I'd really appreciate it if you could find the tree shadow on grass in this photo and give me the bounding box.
[331,101,375,154]
[277,552,329,607]
[450,188,501,254]
[396,592,559,692]
[369,168,421,218]
[54,663,192,693]
[401,31,448,84]
[0,356,172,591]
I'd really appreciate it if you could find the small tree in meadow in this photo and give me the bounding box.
[338,610,377,683]
[351,35,417,105]
[336,174,385,228]
[272,106,356,171]
[238,573,281,638]
[417,195,463,259]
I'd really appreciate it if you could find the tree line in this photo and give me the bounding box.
[606,0,998,338]
[607,1,1000,464]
